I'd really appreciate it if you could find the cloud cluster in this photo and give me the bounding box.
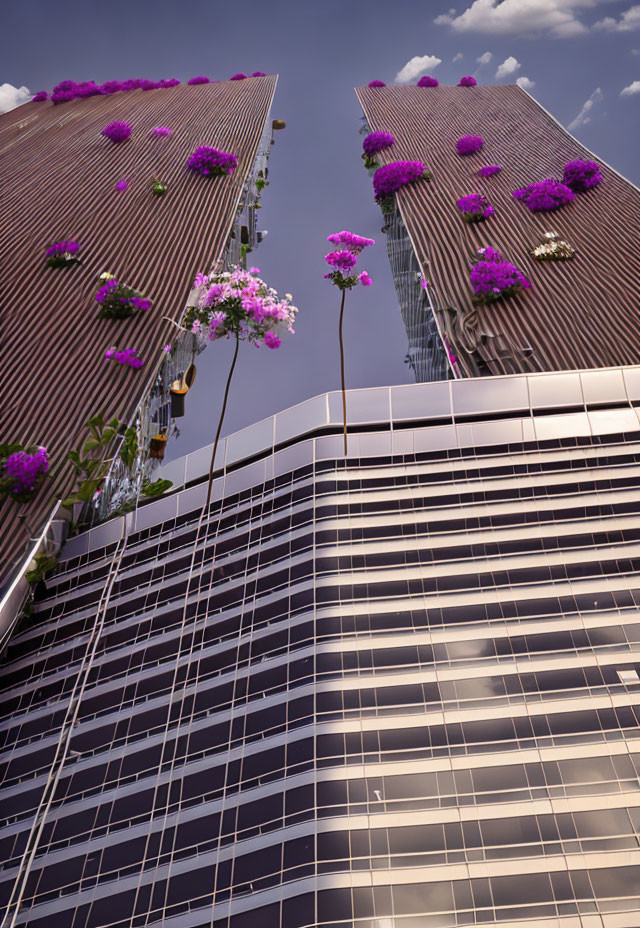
[567,86,603,130]
[476,51,493,64]
[452,51,464,61]
[516,75,536,90]
[495,55,521,78]
[0,82,31,114]
[435,0,624,39]
[595,4,640,30]
[620,79,640,94]
[395,54,442,83]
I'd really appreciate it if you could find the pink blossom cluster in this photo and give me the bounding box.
[458,75,478,87]
[478,165,502,178]
[513,178,575,212]
[373,160,429,199]
[417,75,439,87]
[104,347,145,369]
[152,126,172,136]
[43,78,181,104]
[456,194,495,222]
[324,231,374,290]
[102,122,132,144]
[470,246,531,304]
[185,266,297,349]
[4,447,49,496]
[456,135,484,156]
[327,231,376,255]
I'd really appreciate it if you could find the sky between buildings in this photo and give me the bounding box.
[2,0,639,461]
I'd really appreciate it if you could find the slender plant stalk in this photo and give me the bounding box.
[338,289,348,456]
[205,330,240,510]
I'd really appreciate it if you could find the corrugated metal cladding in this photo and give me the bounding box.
[356,84,640,379]
[0,76,277,586]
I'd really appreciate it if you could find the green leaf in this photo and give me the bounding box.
[108,418,120,430]
[86,413,104,430]
[102,428,116,442]
[83,438,100,453]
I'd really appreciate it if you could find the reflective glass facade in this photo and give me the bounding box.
[2,368,640,928]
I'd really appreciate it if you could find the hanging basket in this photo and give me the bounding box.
[170,364,196,418]
[149,434,167,459]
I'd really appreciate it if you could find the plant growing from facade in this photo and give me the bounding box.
[151,179,167,197]
[0,445,49,503]
[104,347,145,369]
[478,164,502,178]
[469,246,531,305]
[362,131,395,169]
[187,146,238,177]
[456,193,495,223]
[531,231,575,261]
[512,178,575,211]
[323,232,374,456]
[94,273,152,319]
[456,135,484,156]
[101,121,132,144]
[373,160,432,213]
[562,159,602,192]
[183,266,297,507]
[62,413,121,510]
[417,75,439,87]
[25,552,58,584]
[142,478,173,498]
[458,75,477,86]
[45,241,82,269]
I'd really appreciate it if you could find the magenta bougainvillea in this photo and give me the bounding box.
[469,246,530,304]
[1,446,49,501]
[187,146,238,177]
[32,91,48,102]
[368,80,386,87]
[478,165,502,177]
[373,160,431,200]
[104,347,145,369]
[45,241,82,268]
[562,159,602,192]
[458,75,478,87]
[229,73,248,80]
[327,231,376,254]
[95,276,152,319]
[456,194,495,223]
[417,75,439,87]
[102,121,132,144]
[188,75,210,84]
[251,72,267,77]
[362,131,395,157]
[513,178,575,211]
[151,126,172,136]
[47,78,181,104]
[457,134,484,156]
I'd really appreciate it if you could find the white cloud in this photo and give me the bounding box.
[595,4,640,30]
[0,82,31,114]
[495,55,521,78]
[453,51,464,61]
[435,0,621,39]
[476,51,493,63]
[395,54,443,83]
[567,86,603,130]
[516,75,536,89]
[621,79,640,94]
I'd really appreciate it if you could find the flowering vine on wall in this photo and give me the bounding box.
[95,273,152,319]
[456,194,494,223]
[373,160,432,212]
[512,178,574,212]
[0,445,49,503]
[469,246,531,305]
[187,146,238,177]
[45,241,82,269]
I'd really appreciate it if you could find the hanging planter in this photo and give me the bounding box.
[95,274,152,319]
[170,364,197,418]
[149,433,168,459]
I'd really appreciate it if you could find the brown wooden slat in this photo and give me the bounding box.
[0,77,277,586]
[356,84,640,378]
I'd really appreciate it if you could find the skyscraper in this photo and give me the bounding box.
[2,367,640,927]
[0,75,278,593]
[356,83,640,381]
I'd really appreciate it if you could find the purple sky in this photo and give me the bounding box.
[2,0,639,461]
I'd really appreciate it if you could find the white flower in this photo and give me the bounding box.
[99,271,115,280]
[543,231,558,240]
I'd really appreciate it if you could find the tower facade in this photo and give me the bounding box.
[357,84,640,381]
[2,367,640,927]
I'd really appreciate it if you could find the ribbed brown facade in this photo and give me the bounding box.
[0,76,277,586]
[356,84,640,379]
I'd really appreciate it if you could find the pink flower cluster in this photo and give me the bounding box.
[187,146,238,177]
[105,347,145,369]
[324,231,374,290]
[185,266,297,349]
[102,122,132,144]
[456,194,495,222]
[362,131,395,157]
[458,75,478,87]
[457,135,484,156]
[417,75,439,87]
[368,80,386,87]
[470,246,531,304]
[4,447,49,496]
[478,165,502,177]
[513,178,575,211]
[152,126,172,136]
[562,159,602,192]
[45,78,181,104]
[373,160,429,199]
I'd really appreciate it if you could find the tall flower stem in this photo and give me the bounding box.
[205,330,240,510]
[338,289,348,456]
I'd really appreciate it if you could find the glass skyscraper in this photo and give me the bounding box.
[2,367,640,927]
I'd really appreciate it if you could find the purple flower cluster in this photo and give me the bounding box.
[456,194,495,223]
[104,347,145,369]
[562,159,602,192]
[362,131,395,157]
[457,134,484,156]
[469,246,531,304]
[46,240,81,257]
[95,279,152,319]
[513,178,575,212]
[324,231,374,291]
[48,77,181,104]
[373,160,429,199]
[478,164,502,177]
[151,126,172,136]
[230,73,248,80]
[102,121,132,144]
[368,80,386,87]
[327,231,376,254]
[4,447,49,497]
[458,75,478,87]
[417,75,439,87]
[187,146,238,177]
[251,72,267,77]
[32,91,48,102]
[188,75,210,84]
